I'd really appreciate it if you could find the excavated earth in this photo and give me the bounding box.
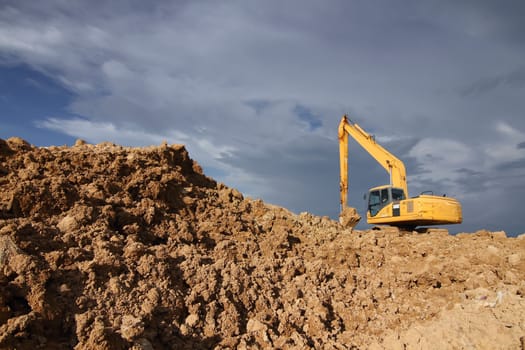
[0,137,524,349]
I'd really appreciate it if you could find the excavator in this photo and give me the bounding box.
[338,115,462,230]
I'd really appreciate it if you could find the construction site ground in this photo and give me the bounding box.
[0,137,524,349]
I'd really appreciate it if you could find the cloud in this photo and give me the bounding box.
[485,122,525,162]
[404,120,525,194]
[427,0,525,44]
[460,67,525,97]
[293,105,323,131]
[1,0,525,234]
[498,158,525,170]
[36,117,179,146]
[407,138,476,196]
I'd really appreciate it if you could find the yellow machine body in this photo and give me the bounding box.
[366,185,462,227]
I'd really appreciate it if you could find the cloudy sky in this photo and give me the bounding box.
[1,1,524,235]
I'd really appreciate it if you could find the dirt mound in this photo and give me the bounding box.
[0,138,524,349]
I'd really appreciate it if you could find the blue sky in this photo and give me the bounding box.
[0,65,76,145]
[1,0,525,235]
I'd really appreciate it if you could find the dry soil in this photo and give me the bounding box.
[0,137,524,349]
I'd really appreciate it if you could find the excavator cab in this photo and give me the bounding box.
[368,185,406,217]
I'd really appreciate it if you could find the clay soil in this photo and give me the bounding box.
[0,137,524,349]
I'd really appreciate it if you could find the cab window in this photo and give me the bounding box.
[392,188,405,201]
[380,189,389,203]
[369,188,395,217]
[368,190,380,216]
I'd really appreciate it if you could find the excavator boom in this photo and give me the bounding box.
[338,115,407,209]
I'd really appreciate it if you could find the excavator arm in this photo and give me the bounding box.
[338,115,407,211]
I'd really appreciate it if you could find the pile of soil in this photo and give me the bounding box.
[0,137,524,349]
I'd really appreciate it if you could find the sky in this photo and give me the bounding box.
[0,0,524,236]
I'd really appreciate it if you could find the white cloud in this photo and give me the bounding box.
[409,139,472,166]
[406,120,525,199]
[407,138,475,195]
[485,121,525,161]
[36,117,171,146]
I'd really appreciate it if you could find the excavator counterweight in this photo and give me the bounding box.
[338,115,462,229]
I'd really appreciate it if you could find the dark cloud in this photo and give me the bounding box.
[498,158,525,171]
[453,168,490,194]
[220,134,340,215]
[507,68,525,88]
[388,138,421,159]
[428,0,525,44]
[460,181,525,236]
[293,105,323,131]
[518,142,525,149]
[460,76,505,98]
[244,99,273,115]
[0,0,186,19]
[455,168,483,176]
[460,67,525,97]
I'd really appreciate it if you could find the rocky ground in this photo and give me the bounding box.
[0,137,524,349]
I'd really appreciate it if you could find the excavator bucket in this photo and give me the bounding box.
[339,206,361,228]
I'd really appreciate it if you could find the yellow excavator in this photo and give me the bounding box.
[338,115,462,229]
